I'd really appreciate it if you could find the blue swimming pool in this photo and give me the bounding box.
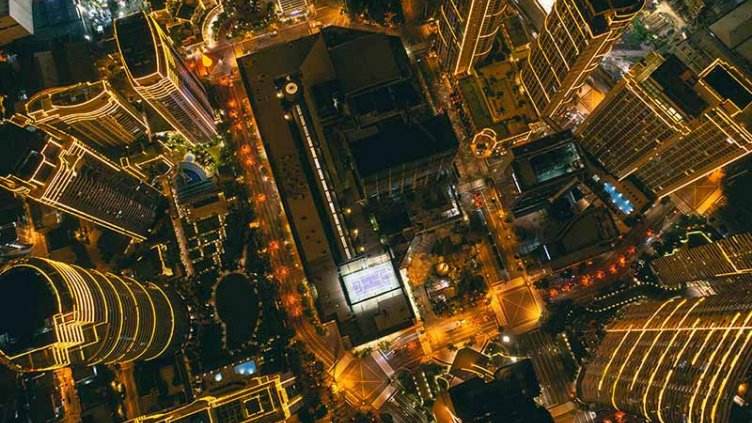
[603,182,634,215]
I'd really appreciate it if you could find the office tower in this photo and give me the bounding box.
[650,232,752,288]
[0,0,33,45]
[0,119,163,241]
[0,257,188,372]
[520,0,643,119]
[436,0,505,76]
[578,54,752,198]
[130,373,302,422]
[25,80,148,149]
[577,294,752,423]
[115,12,217,145]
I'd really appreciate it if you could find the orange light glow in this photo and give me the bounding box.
[201,54,214,68]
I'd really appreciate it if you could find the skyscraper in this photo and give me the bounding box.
[115,12,217,145]
[650,232,752,288]
[520,0,644,119]
[578,54,752,198]
[0,118,164,241]
[25,80,149,149]
[436,0,505,76]
[577,294,752,423]
[0,257,188,372]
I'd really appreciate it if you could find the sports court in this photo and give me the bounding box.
[342,260,401,304]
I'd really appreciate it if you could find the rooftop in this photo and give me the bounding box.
[348,115,458,177]
[115,12,159,78]
[702,64,752,110]
[0,121,46,179]
[511,131,583,190]
[651,55,707,118]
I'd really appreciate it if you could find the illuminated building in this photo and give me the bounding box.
[277,0,308,18]
[577,293,752,423]
[115,12,217,145]
[25,80,148,149]
[0,0,33,45]
[651,232,752,289]
[578,54,752,198]
[437,0,505,76]
[0,119,163,241]
[520,0,643,119]
[0,257,188,372]
[130,372,301,422]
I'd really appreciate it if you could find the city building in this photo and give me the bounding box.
[348,115,458,199]
[434,359,553,423]
[239,27,454,344]
[115,12,217,146]
[508,130,585,217]
[651,232,752,288]
[277,0,308,19]
[577,293,752,423]
[436,0,505,76]
[578,53,752,199]
[130,372,301,422]
[520,0,644,119]
[0,257,188,372]
[0,0,33,45]
[709,0,752,65]
[25,80,148,149]
[0,118,164,241]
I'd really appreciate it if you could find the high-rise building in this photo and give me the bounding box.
[436,0,505,76]
[25,80,149,149]
[131,373,301,422]
[0,0,33,46]
[578,54,752,198]
[651,232,752,288]
[577,294,752,423]
[0,257,188,372]
[0,118,164,240]
[115,12,217,145]
[520,0,643,119]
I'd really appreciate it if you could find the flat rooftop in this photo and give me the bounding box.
[651,55,707,118]
[348,115,458,177]
[511,131,582,190]
[703,64,752,110]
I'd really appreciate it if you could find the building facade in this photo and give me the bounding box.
[436,0,505,76]
[520,0,643,119]
[0,257,188,372]
[131,372,300,422]
[651,232,752,288]
[0,119,164,240]
[25,80,148,149]
[577,294,752,423]
[115,12,217,145]
[578,54,752,198]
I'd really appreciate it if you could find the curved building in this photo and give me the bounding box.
[0,257,188,372]
[437,0,505,76]
[520,0,643,119]
[115,12,217,145]
[577,294,752,423]
[25,80,148,149]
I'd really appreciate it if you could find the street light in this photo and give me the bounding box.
[502,335,511,344]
